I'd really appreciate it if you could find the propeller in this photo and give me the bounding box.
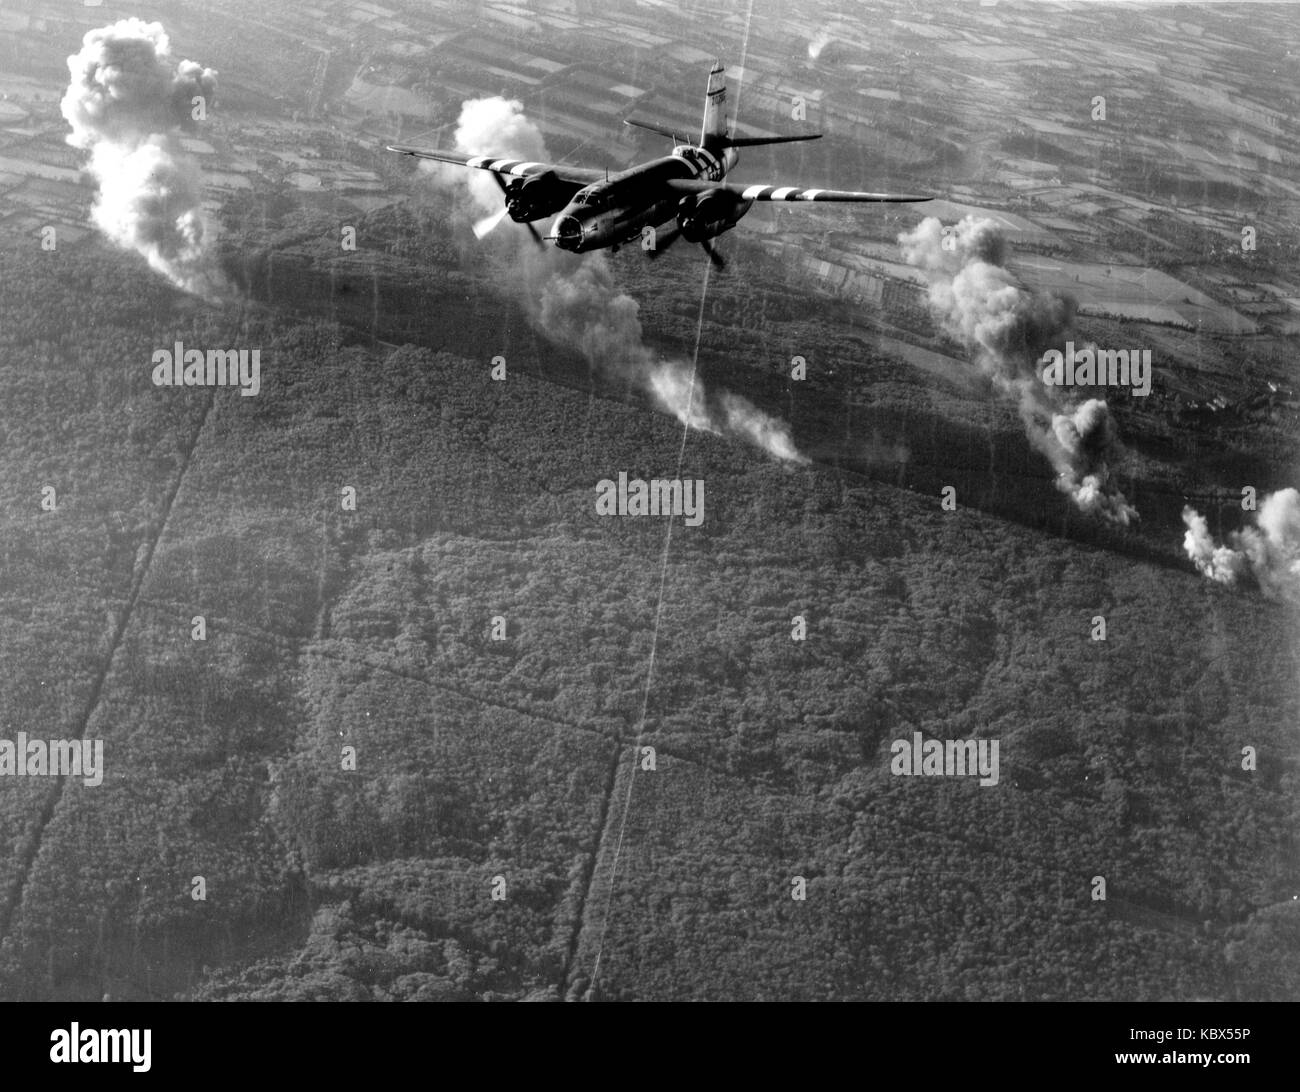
[489,172,544,245]
[473,206,509,239]
[699,238,726,270]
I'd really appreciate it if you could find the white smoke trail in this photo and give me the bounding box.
[62,18,225,298]
[646,362,721,436]
[719,392,805,463]
[899,215,1136,524]
[1183,489,1300,603]
[422,96,807,464]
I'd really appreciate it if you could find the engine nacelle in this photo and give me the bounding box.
[676,190,753,242]
[505,170,567,222]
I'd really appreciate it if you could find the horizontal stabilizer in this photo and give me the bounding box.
[623,121,822,148]
[721,134,822,147]
[624,118,685,140]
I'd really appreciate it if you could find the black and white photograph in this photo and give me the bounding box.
[0,0,1296,1035]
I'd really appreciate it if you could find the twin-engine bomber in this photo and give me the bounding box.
[388,62,933,268]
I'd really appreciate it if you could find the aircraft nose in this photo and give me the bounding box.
[553,214,583,249]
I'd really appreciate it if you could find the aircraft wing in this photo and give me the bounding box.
[386,146,606,186]
[664,178,933,203]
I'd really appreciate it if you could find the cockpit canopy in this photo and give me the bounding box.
[572,184,612,211]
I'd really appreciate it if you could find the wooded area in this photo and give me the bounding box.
[0,213,1296,1000]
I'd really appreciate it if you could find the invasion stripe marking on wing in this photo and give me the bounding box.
[511,161,543,175]
[487,158,519,173]
[768,186,799,200]
[741,184,770,200]
[798,189,823,201]
[467,155,491,168]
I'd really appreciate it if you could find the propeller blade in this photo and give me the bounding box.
[523,219,544,245]
[473,205,509,239]
[491,172,510,195]
[700,239,726,270]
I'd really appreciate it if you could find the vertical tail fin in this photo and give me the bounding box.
[700,61,728,153]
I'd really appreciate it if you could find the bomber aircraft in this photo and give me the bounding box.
[388,62,933,269]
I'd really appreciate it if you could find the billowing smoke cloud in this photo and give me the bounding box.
[1182,490,1300,603]
[899,215,1136,524]
[423,96,807,464]
[62,18,225,298]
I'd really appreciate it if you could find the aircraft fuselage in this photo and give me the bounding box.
[552,144,738,253]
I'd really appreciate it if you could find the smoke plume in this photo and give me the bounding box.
[62,18,225,298]
[807,31,833,61]
[423,96,807,464]
[898,215,1136,524]
[1182,490,1300,603]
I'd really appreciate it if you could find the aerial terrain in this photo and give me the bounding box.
[0,0,1296,1001]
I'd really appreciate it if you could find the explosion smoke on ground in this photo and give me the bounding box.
[1182,490,1300,603]
[422,96,807,464]
[62,18,225,298]
[899,215,1136,524]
